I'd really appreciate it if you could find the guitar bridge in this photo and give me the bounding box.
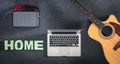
[113,41,120,50]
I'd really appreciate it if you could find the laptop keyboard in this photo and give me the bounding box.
[49,35,79,47]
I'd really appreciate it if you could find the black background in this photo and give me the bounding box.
[1,0,120,64]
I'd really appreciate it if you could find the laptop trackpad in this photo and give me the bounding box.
[59,47,70,56]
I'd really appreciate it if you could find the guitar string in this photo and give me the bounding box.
[71,0,104,29]
[71,0,120,53]
[71,0,120,63]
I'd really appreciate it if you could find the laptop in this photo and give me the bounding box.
[47,29,81,57]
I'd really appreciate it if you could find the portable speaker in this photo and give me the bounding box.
[13,5,40,27]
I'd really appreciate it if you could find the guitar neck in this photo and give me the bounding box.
[71,0,104,29]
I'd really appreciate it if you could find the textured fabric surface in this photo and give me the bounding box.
[1,0,120,64]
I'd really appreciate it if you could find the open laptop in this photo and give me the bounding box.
[47,29,81,57]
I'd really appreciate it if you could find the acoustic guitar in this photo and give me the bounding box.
[71,0,120,64]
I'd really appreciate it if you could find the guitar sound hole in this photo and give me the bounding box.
[101,26,113,37]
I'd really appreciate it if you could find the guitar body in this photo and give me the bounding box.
[70,0,120,63]
[88,15,120,64]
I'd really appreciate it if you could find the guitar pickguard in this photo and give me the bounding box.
[110,22,120,36]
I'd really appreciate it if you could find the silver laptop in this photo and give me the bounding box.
[47,29,81,57]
